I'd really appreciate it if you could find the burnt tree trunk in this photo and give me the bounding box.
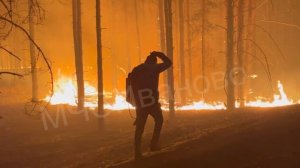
[244,0,256,102]
[124,1,131,71]
[246,0,256,91]
[134,0,142,63]
[96,0,104,114]
[158,0,168,100]
[110,0,118,98]
[226,0,235,111]
[28,0,38,102]
[164,0,175,116]
[186,0,193,99]
[237,0,245,107]
[201,0,206,100]
[159,0,166,53]
[72,0,85,110]
[178,0,186,104]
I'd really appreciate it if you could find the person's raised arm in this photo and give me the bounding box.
[151,51,172,73]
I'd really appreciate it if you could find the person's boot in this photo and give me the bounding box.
[150,142,161,152]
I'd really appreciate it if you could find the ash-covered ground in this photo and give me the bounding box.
[1,101,300,168]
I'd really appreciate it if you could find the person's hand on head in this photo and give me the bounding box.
[150,51,166,57]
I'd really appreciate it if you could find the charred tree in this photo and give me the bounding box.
[246,0,256,77]
[28,0,38,102]
[226,0,235,111]
[109,0,118,98]
[186,0,193,98]
[158,0,166,53]
[124,1,131,71]
[158,0,168,100]
[96,0,104,115]
[237,0,245,107]
[72,0,85,110]
[178,0,186,104]
[134,0,142,63]
[201,0,206,100]
[164,0,175,116]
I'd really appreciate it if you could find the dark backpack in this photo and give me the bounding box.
[126,71,136,107]
[126,65,145,107]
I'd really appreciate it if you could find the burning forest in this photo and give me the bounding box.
[1,0,300,167]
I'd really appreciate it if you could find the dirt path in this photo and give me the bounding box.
[112,106,300,168]
[1,104,300,168]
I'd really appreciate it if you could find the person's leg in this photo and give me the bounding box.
[135,109,148,158]
[149,104,163,151]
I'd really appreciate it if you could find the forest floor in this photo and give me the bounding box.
[1,100,300,168]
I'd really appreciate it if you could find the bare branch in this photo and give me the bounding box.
[0,16,54,102]
[258,20,300,30]
[254,24,286,63]
[0,46,21,60]
[0,0,13,39]
[244,51,270,80]
[0,71,23,77]
[0,0,10,15]
[244,38,273,94]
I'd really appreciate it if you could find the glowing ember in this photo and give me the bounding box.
[45,77,298,111]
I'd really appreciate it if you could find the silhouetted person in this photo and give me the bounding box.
[130,51,172,160]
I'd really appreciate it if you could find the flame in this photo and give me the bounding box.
[45,77,80,106]
[177,101,225,110]
[45,77,298,111]
[44,76,133,111]
[246,81,293,107]
[104,95,134,110]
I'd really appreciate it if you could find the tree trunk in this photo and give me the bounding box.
[178,0,186,104]
[186,0,193,100]
[124,1,131,71]
[96,0,104,115]
[110,0,118,98]
[237,0,245,107]
[226,0,235,111]
[134,0,142,63]
[72,0,85,110]
[158,0,168,101]
[164,0,175,116]
[28,0,38,102]
[245,0,256,99]
[159,0,166,53]
[201,0,206,100]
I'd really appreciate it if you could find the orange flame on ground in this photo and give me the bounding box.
[45,77,297,111]
[44,76,134,111]
[246,81,293,107]
[177,101,225,110]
